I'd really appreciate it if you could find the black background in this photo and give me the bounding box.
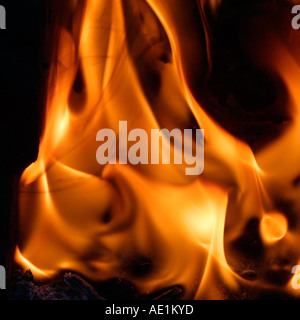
[0,0,47,299]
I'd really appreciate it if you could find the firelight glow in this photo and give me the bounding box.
[15,0,300,300]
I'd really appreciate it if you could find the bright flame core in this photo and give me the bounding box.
[16,0,300,299]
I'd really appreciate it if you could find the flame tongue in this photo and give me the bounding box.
[16,0,300,299]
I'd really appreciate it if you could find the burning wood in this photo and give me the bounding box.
[10,269,183,301]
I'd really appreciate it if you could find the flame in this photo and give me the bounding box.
[15,0,300,299]
[260,212,288,245]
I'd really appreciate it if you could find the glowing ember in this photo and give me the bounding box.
[15,0,300,299]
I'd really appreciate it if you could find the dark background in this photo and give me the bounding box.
[0,0,47,299]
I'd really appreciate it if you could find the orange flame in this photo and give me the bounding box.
[15,0,300,299]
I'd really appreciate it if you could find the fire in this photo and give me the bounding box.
[260,212,288,245]
[15,0,300,299]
